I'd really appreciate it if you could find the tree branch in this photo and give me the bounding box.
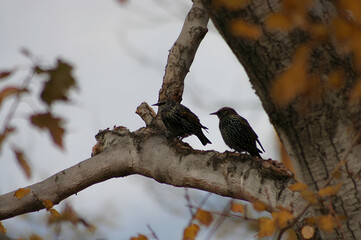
[0,124,303,221]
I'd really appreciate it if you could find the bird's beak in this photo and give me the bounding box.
[152,102,165,107]
[210,111,217,115]
[152,103,159,106]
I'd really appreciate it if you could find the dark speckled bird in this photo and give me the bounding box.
[210,107,264,158]
[153,100,212,146]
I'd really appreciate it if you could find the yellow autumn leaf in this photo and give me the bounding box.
[213,0,249,10]
[195,209,213,226]
[304,217,316,225]
[0,221,6,233]
[271,45,310,106]
[29,234,43,240]
[318,182,343,197]
[14,188,31,199]
[285,228,298,240]
[183,224,200,240]
[350,78,361,100]
[49,208,60,218]
[130,234,148,240]
[328,70,345,88]
[42,199,54,210]
[231,203,245,213]
[288,182,308,191]
[316,214,339,233]
[301,190,318,204]
[253,201,267,212]
[266,13,292,31]
[257,217,275,238]
[230,19,261,39]
[272,210,294,229]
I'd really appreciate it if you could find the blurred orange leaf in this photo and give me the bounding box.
[266,13,292,31]
[0,86,27,107]
[0,70,13,80]
[195,209,213,226]
[130,234,148,240]
[30,112,65,149]
[42,199,54,210]
[183,224,200,240]
[288,182,308,191]
[13,148,31,179]
[14,188,31,199]
[272,210,294,229]
[257,217,275,238]
[49,208,60,218]
[253,201,267,212]
[316,214,339,233]
[339,0,361,25]
[29,234,43,240]
[301,190,318,204]
[213,0,249,10]
[0,222,6,233]
[318,182,343,197]
[328,70,345,88]
[305,217,316,225]
[350,78,361,100]
[231,202,245,213]
[37,59,76,106]
[230,19,261,39]
[271,45,310,106]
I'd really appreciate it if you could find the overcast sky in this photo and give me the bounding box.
[0,0,278,239]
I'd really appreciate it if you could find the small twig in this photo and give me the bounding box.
[184,188,195,218]
[147,224,160,240]
[186,203,258,222]
[204,200,232,240]
[1,69,34,132]
[188,192,212,225]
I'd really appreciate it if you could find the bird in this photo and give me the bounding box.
[210,107,265,158]
[152,100,211,146]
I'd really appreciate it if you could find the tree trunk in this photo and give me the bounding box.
[201,0,361,239]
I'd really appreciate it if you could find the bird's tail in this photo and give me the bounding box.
[250,149,262,158]
[197,132,212,146]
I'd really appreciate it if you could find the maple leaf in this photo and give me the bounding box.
[0,86,27,107]
[42,199,54,210]
[183,224,200,240]
[130,234,148,240]
[257,217,275,238]
[252,201,267,212]
[195,209,213,226]
[231,202,245,213]
[288,182,308,191]
[318,182,343,197]
[14,188,31,199]
[230,19,261,39]
[272,210,294,229]
[316,214,339,233]
[30,112,65,149]
[0,70,13,80]
[13,148,31,179]
[0,222,6,233]
[301,190,318,204]
[38,59,77,106]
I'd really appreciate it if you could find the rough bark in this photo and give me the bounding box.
[201,0,361,239]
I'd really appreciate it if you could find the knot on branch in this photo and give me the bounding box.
[91,126,131,156]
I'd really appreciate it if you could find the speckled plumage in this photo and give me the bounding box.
[211,107,264,158]
[153,100,211,146]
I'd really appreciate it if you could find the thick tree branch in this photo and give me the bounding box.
[0,123,303,221]
[158,0,209,103]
